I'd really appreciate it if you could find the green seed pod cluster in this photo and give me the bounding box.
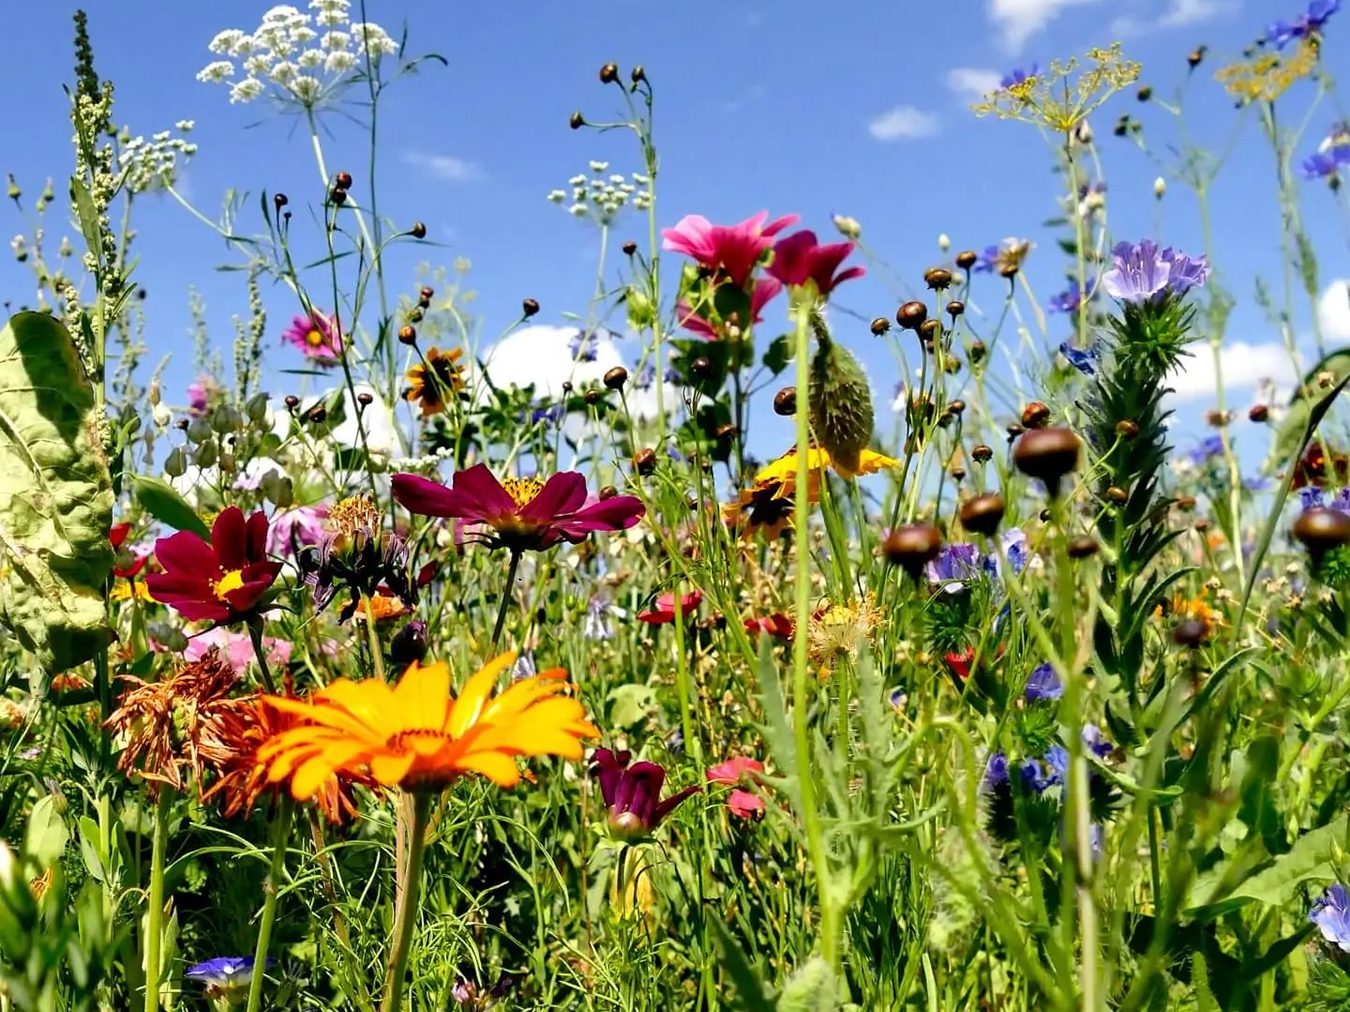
[808,330,874,477]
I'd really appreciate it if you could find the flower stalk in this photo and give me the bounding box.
[143,789,172,1012]
[245,797,293,1012]
[381,791,431,1012]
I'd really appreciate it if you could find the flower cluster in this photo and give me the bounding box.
[1100,240,1208,304]
[548,162,652,225]
[118,122,197,194]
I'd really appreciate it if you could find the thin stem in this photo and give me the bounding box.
[361,593,388,683]
[492,551,523,652]
[143,789,172,1012]
[245,798,293,1012]
[247,618,277,694]
[381,791,432,1012]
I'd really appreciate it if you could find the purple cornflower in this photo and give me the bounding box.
[1187,435,1225,465]
[1302,150,1348,182]
[530,402,564,425]
[983,752,1011,791]
[1299,486,1350,512]
[187,379,209,416]
[568,330,598,363]
[185,957,268,1001]
[1058,340,1100,375]
[1083,724,1114,759]
[1311,884,1350,951]
[1000,63,1040,88]
[634,362,680,391]
[1025,663,1064,701]
[1101,239,1208,304]
[927,542,982,590]
[590,748,701,840]
[1264,0,1340,48]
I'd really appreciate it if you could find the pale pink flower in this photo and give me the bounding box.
[266,504,330,558]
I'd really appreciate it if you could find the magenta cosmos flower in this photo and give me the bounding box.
[661,211,799,287]
[391,463,645,552]
[281,310,343,365]
[591,748,701,840]
[768,230,865,297]
[677,277,782,340]
[146,507,283,623]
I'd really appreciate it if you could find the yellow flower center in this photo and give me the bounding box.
[305,328,325,347]
[502,476,545,508]
[213,569,246,601]
[326,495,381,540]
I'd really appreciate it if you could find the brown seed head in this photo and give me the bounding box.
[1021,401,1051,429]
[883,523,943,576]
[1013,427,1080,492]
[522,297,540,318]
[773,386,797,416]
[410,221,427,239]
[955,250,978,270]
[946,300,965,317]
[599,63,620,83]
[334,171,353,189]
[924,267,953,291]
[1248,404,1269,423]
[918,318,941,342]
[959,493,1005,536]
[603,366,628,390]
[972,444,993,463]
[896,301,928,330]
[1115,419,1140,438]
[870,316,891,336]
[1106,485,1129,505]
[622,239,638,256]
[398,325,417,345]
[1293,508,1350,555]
[633,447,657,476]
[1067,536,1099,559]
[569,111,585,130]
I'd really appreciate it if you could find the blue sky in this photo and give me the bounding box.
[2,0,1348,465]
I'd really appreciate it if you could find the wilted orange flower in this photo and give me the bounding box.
[257,652,598,798]
[353,591,410,623]
[104,649,238,794]
[404,346,466,417]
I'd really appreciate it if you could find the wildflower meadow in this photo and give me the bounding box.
[4,2,1350,1009]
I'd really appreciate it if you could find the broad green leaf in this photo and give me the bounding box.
[0,312,113,671]
[606,683,657,729]
[1184,814,1345,918]
[24,795,68,869]
[132,474,208,539]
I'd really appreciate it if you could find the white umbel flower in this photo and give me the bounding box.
[208,29,247,54]
[229,78,265,103]
[196,60,235,83]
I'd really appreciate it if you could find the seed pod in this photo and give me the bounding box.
[918,319,941,342]
[946,300,965,318]
[631,65,647,83]
[959,493,1005,536]
[1248,404,1269,423]
[950,466,965,481]
[955,250,978,270]
[284,395,300,411]
[773,386,797,416]
[1021,401,1051,429]
[410,221,427,239]
[809,335,874,477]
[1106,485,1128,505]
[569,111,585,130]
[603,366,628,390]
[1013,427,1080,496]
[622,240,638,256]
[870,316,891,336]
[691,356,712,379]
[357,391,374,407]
[947,399,966,415]
[883,524,943,577]
[972,444,993,463]
[307,405,327,425]
[1006,423,1024,441]
[1067,536,1099,559]
[164,446,187,479]
[583,388,604,405]
[335,171,354,189]
[1137,85,1153,102]
[924,267,953,290]
[633,447,657,476]
[896,301,928,330]
[599,63,620,83]
[398,325,417,345]
[1293,508,1350,556]
[274,193,288,210]
[1115,419,1140,438]
[522,297,540,318]
[599,485,618,500]
[330,187,348,205]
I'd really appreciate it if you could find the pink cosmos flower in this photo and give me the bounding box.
[661,211,799,288]
[181,626,293,673]
[726,789,765,820]
[637,590,703,625]
[391,464,645,552]
[767,230,865,297]
[677,277,782,340]
[266,504,330,558]
[706,757,767,820]
[281,310,343,365]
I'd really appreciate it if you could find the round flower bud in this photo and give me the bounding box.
[773,387,797,416]
[972,444,993,463]
[1187,46,1206,68]
[410,221,427,239]
[398,325,417,345]
[357,391,374,407]
[569,111,585,130]
[274,193,288,210]
[896,301,928,330]
[561,381,573,394]
[1106,485,1129,505]
[622,240,638,256]
[599,485,618,500]
[1172,619,1208,648]
[1137,85,1153,102]
[599,63,620,83]
[946,300,965,318]
[1293,508,1350,556]
[603,366,628,390]
[631,65,647,83]
[420,285,435,301]
[522,297,540,318]
[633,447,657,476]
[883,524,943,577]
[583,388,604,405]
[1005,423,1024,441]
[1176,495,1196,511]
[1115,419,1140,438]
[870,316,891,336]
[335,171,354,189]
[1153,177,1166,199]
[1067,535,1099,559]
[969,340,987,364]
[690,356,713,379]
[918,319,941,343]
[1248,404,1269,423]
[409,308,424,323]
[330,187,348,205]
[955,250,978,270]
[715,423,739,440]
[924,267,953,291]
[307,405,327,425]
[950,466,965,481]
[284,395,300,411]
[1013,427,1080,495]
[960,493,1005,536]
[938,233,951,252]
[1021,401,1051,429]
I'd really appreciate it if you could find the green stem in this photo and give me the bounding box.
[247,618,277,694]
[143,789,171,1012]
[361,593,388,683]
[245,799,293,1012]
[381,791,432,1012]
[491,551,523,652]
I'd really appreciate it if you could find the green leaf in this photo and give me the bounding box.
[132,475,208,539]
[1263,346,1350,475]
[0,312,113,672]
[775,957,837,1012]
[762,334,793,376]
[69,178,102,269]
[1184,814,1345,918]
[709,918,775,1012]
[607,683,656,729]
[25,795,68,868]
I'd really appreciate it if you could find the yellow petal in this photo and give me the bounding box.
[447,653,516,738]
[370,749,416,787]
[452,750,521,787]
[389,660,451,732]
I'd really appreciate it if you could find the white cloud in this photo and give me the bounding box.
[867,105,939,141]
[402,150,481,183]
[990,0,1100,51]
[1111,0,1228,35]
[1318,279,1350,342]
[946,67,1002,99]
[1167,340,1301,402]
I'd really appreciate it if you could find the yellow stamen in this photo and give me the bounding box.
[213,569,245,601]
[305,328,325,347]
[501,476,545,508]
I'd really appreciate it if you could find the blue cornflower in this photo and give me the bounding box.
[1082,724,1114,759]
[568,330,598,363]
[1186,435,1225,465]
[888,686,907,711]
[1058,340,1100,375]
[983,529,1029,579]
[1000,63,1040,88]
[926,542,983,590]
[1025,663,1064,701]
[1101,240,1208,304]
[1302,149,1350,182]
[1300,486,1327,510]
[511,653,536,681]
[1311,883,1350,951]
[1264,0,1340,48]
[530,402,564,426]
[583,593,617,641]
[983,752,1011,791]
[634,363,680,391]
[185,957,266,1001]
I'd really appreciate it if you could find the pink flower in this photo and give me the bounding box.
[677,277,782,340]
[187,380,209,416]
[266,504,330,558]
[706,757,767,821]
[661,211,799,287]
[182,626,293,672]
[767,230,865,297]
[726,789,765,820]
[637,590,703,625]
[281,311,343,365]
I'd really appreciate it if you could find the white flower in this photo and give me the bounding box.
[315,8,347,26]
[631,172,650,184]
[229,78,265,103]
[324,50,357,74]
[297,48,324,68]
[243,53,273,76]
[230,34,258,57]
[547,189,566,202]
[571,187,586,201]
[321,29,350,50]
[567,173,586,186]
[209,29,247,54]
[589,160,609,172]
[291,25,317,44]
[175,119,195,132]
[569,203,588,217]
[292,75,322,101]
[608,173,625,184]
[270,61,298,83]
[351,22,397,55]
[196,60,236,83]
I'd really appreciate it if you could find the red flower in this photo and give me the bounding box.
[591,748,701,840]
[677,278,782,340]
[727,789,765,820]
[767,230,865,296]
[661,211,799,287]
[744,612,793,639]
[110,522,131,549]
[944,648,974,681]
[392,464,644,553]
[637,590,703,625]
[146,508,283,624]
[706,757,767,820]
[110,522,149,578]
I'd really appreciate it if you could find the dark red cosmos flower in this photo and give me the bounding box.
[590,747,701,840]
[706,756,767,820]
[767,230,865,297]
[146,508,283,624]
[110,522,148,578]
[637,590,703,625]
[391,464,644,552]
[744,612,793,640]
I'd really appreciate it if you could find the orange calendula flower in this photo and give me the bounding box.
[404,346,466,417]
[722,472,820,540]
[755,444,899,486]
[257,652,598,798]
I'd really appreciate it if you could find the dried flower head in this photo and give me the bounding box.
[1215,38,1320,104]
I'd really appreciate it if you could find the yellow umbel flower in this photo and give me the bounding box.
[1215,38,1319,104]
[973,42,1140,133]
[257,652,597,797]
